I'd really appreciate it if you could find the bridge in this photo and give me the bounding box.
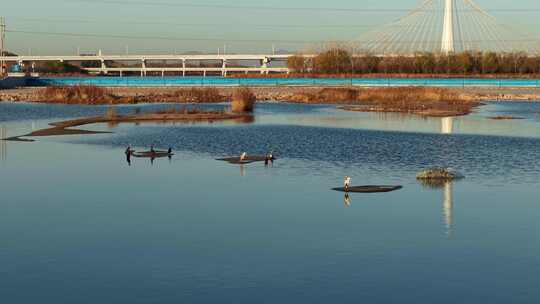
[356,0,540,54]
[0,53,300,76]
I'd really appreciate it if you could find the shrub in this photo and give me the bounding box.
[42,85,113,104]
[231,87,256,113]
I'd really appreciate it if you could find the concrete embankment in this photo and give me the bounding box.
[0,77,29,90]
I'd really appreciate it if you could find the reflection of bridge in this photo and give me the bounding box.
[0,53,295,76]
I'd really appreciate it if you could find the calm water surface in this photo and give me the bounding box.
[0,101,539,303]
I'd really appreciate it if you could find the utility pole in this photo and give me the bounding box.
[1,17,6,76]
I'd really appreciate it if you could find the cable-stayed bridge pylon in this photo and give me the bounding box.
[355,0,540,55]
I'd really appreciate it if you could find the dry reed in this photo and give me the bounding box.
[231,87,256,113]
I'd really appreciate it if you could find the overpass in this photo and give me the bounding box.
[0,53,308,76]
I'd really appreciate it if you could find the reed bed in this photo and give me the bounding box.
[41,85,134,104]
[289,87,478,116]
[170,88,226,103]
[231,87,256,113]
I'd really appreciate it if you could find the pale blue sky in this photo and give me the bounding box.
[3,0,540,55]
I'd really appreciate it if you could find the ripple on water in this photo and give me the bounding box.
[71,123,540,185]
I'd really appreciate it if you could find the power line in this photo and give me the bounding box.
[6,29,540,45]
[6,29,323,44]
[11,17,379,29]
[70,0,540,13]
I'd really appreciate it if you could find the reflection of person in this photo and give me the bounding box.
[240,152,247,161]
[240,164,245,176]
[344,193,351,207]
[344,176,351,192]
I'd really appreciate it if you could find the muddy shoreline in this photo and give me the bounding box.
[3,110,252,141]
[1,86,539,118]
[3,86,540,103]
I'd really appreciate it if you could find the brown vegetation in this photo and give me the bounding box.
[39,86,229,104]
[168,88,226,103]
[42,85,135,104]
[5,106,253,141]
[287,49,540,76]
[231,87,256,113]
[287,87,479,116]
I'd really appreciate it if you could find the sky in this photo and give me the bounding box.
[2,0,540,55]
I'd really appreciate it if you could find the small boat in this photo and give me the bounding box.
[132,150,174,158]
[332,185,403,193]
[216,155,277,163]
[227,160,257,165]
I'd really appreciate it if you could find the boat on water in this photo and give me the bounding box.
[131,150,174,158]
[216,155,277,163]
[332,185,403,193]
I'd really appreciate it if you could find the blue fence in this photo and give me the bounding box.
[26,76,540,87]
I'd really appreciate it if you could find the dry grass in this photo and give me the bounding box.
[231,87,256,113]
[288,87,479,116]
[171,88,226,103]
[41,85,135,104]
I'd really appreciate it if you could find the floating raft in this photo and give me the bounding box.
[131,150,173,158]
[332,185,403,193]
[216,155,276,163]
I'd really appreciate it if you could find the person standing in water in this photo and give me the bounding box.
[150,144,155,154]
[240,152,247,161]
[125,145,133,166]
[268,151,274,164]
[125,145,133,155]
[167,147,172,154]
[344,176,351,192]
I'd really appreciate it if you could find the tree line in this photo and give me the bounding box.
[287,49,540,75]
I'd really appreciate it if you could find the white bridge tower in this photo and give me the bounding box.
[441,0,455,54]
[357,0,539,55]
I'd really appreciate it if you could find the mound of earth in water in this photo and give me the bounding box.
[416,167,464,180]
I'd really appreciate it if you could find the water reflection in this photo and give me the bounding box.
[441,117,454,135]
[344,193,351,207]
[419,179,455,237]
[443,182,453,237]
[240,164,246,176]
[1,126,6,161]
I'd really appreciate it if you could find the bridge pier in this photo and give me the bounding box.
[221,59,227,77]
[182,59,186,77]
[100,59,108,74]
[141,59,147,77]
[260,57,270,74]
